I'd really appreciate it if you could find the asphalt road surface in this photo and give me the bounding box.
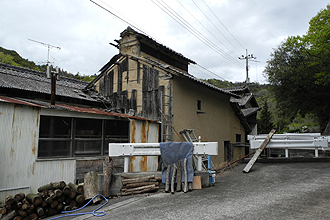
[53,162,330,220]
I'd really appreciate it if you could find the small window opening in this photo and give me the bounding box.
[197,100,202,111]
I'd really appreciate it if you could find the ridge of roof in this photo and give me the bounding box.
[120,26,196,64]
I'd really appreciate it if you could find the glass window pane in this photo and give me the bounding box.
[38,140,71,157]
[105,120,129,136]
[74,140,102,155]
[75,118,102,138]
[104,120,129,154]
[39,116,71,138]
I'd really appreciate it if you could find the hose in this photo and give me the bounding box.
[48,194,109,220]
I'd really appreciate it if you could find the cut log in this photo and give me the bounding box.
[103,157,113,198]
[5,195,15,206]
[171,163,177,194]
[56,202,63,211]
[57,195,65,203]
[29,213,38,220]
[62,186,71,195]
[124,184,156,193]
[165,164,171,193]
[83,171,101,204]
[63,206,72,211]
[2,210,16,220]
[68,189,76,199]
[122,182,159,189]
[121,175,156,185]
[50,200,58,209]
[36,207,45,216]
[132,186,159,194]
[14,193,25,202]
[13,216,21,220]
[69,200,77,207]
[176,161,182,192]
[40,200,48,208]
[26,194,42,206]
[37,183,54,192]
[75,195,85,204]
[54,189,62,198]
[46,208,58,216]
[68,182,83,194]
[18,210,27,217]
[1,206,8,215]
[64,197,72,205]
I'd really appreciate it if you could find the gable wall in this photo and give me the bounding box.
[172,76,246,166]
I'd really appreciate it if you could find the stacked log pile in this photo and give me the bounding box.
[0,181,84,220]
[119,175,161,196]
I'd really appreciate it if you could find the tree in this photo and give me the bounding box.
[257,100,274,134]
[264,4,330,131]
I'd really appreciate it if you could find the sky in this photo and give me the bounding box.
[0,0,329,84]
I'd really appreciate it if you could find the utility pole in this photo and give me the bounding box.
[239,49,256,85]
[28,39,61,105]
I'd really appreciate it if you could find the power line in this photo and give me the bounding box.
[191,0,242,56]
[176,0,237,58]
[152,0,244,68]
[199,0,245,51]
[90,0,237,81]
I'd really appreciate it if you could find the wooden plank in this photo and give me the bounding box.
[192,176,202,189]
[243,129,276,173]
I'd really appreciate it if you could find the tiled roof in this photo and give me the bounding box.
[0,63,99,102]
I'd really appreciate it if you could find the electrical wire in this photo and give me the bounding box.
[47,194,109,220]
[152,0,244,68]
[191,0,242,55]
[200,0,245,51]
[90,0,238,81]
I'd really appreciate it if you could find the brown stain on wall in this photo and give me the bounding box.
[131,120,136,143]
[139,121,150,171]
[130,156,136,172]
[141,121,147,143]
[32,132,37,155]
[140,156,148,172]
[32,162,35,175]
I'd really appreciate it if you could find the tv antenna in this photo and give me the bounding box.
[28,39,61,65]
[29,39,61,105]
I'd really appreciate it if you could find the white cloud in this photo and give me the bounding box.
[0,0,329,83]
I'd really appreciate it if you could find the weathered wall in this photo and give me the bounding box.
[130,119,160,172]
[172,76,246,167]
[0,103,75,206]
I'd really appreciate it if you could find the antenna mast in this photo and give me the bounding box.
[29,39,61,105]
[239,49,258,85]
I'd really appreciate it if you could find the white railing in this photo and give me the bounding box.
[109,142,218,172]
[248,133,330,157]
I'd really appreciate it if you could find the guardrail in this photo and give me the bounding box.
[248,133,330,157]
[109,142,218,172]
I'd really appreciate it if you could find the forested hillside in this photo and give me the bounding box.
[0,46,97,82]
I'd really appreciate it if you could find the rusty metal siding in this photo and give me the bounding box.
[0,102,75,206]
[130,119,159,172]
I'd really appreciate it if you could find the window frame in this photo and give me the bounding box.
[38,115,130,158]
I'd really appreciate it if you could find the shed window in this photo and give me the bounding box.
[38,116,129,158]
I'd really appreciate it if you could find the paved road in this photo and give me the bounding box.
[53,162,330,220]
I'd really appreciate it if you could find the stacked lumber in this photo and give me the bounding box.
[0,181,85,220]
[118,175,161,196]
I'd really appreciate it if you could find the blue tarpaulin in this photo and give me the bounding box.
[160,142,194,183]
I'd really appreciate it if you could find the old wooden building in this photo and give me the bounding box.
[0,63,159,205]
[84,27,259,167]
